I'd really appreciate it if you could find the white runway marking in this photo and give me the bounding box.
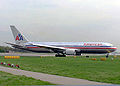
[0,66,110,85]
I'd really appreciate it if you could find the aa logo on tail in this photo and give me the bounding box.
[16,34,23,41]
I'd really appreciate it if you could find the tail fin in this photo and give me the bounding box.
[10,25,28,44]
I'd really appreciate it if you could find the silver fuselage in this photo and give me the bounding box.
[19,42,117,54]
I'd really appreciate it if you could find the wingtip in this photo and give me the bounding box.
[10,25,15,27]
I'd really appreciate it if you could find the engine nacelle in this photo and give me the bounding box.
[65,49,76,55]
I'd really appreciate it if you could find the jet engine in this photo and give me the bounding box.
[65,49,76,55]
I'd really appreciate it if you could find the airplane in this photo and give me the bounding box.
[6,25,117,57]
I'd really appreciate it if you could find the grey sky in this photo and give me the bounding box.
[0,0,120,50]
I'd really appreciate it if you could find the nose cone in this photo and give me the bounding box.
[114,47,117,51]
[110,47,117,52]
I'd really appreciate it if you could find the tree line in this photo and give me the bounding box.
[0,46,13,53]
[0,46,29,53]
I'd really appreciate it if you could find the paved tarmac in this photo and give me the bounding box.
[0,66,110,85]
[0,53,55,56]
[0,53,107,57]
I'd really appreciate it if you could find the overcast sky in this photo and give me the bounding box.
[0,0,120,50]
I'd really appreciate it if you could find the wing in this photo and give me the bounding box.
[31,43,80,54]
[5,42,24,48]
[30,43,66,50]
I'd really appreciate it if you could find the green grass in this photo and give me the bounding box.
[0,55,120,84]
[0,71,54,85]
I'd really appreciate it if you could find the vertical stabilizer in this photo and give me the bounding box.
[10,25,28,44]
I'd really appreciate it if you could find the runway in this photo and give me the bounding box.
[0,66,110,85]
[0,53,108,57]
[0,53,55,56]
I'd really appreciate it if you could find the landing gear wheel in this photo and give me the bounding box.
[55,54,66,57]
[76,52,81,56]
[106,53,109,58]
[55,54,59,57]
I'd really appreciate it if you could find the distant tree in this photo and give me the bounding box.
[0,46,31,53]
[0,46,13,53]
[0,47,4,52]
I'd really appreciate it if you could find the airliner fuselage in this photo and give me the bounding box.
[24,42,117,54]
[7,26,117,57]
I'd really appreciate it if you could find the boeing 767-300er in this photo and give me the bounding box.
[6,25,117,57]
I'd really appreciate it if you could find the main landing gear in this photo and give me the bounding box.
[55,53,66,57]
[106,53,109,58]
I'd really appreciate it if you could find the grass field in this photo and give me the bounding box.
[0,71,54,85]
[0,55,120,84]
